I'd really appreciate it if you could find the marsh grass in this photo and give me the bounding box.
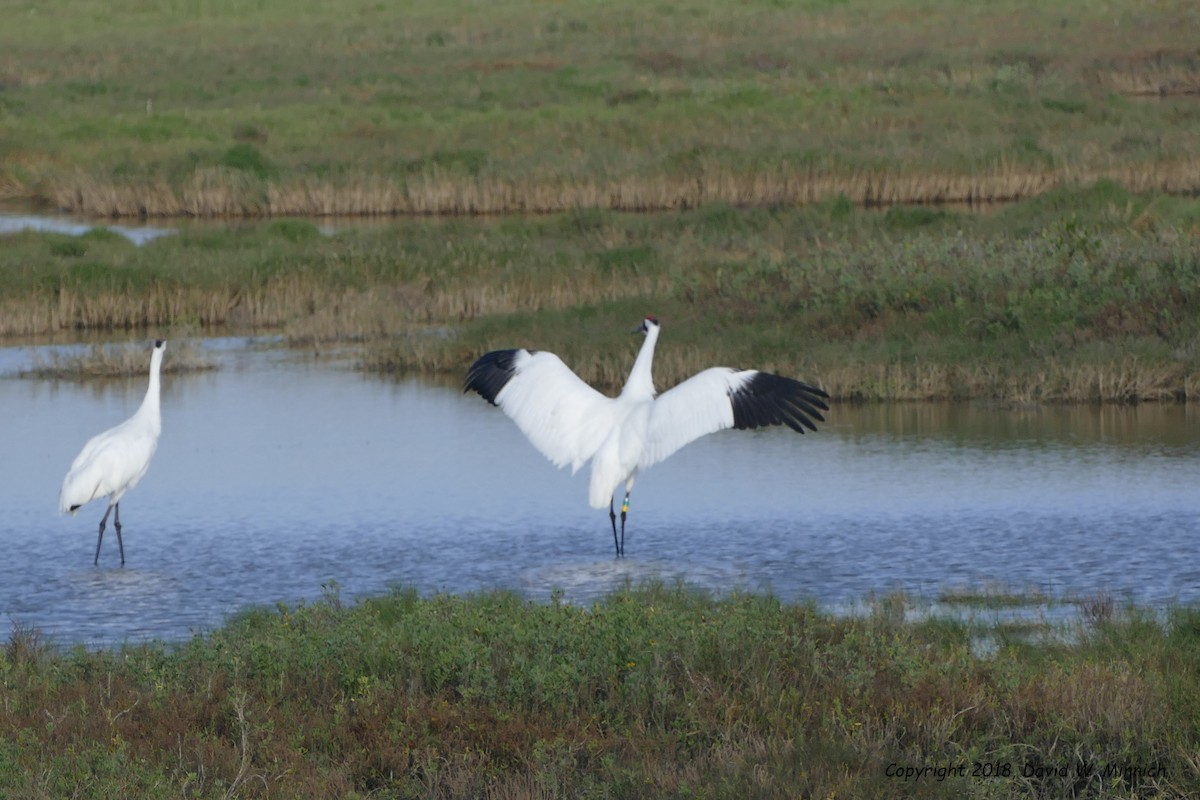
[359,185,1200,402]
[18,340,216,379]
[4,183,1199,402]
[43,160,1200,219]
[1,583,1196,798]
[938,584,1056,610]
[3,0,1200,217]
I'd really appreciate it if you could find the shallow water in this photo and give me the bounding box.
[2,341,1198,646]
[0,212,176,246]
[0,210,430,247]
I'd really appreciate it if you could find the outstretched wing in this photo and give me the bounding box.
[465,349,617,473]
[639,368,828,469]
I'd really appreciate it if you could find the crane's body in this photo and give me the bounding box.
[60,340,165,565]
[465,318,828,555]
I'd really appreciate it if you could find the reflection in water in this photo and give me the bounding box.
[1,342,1198,646]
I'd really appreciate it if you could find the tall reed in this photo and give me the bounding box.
[44,160,1200,218]
[5,185,1198,403]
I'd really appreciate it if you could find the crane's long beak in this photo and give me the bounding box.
[630,321,646,334]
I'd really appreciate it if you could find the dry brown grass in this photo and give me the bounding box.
[815,359,1194,404]
[47,160,1200,218]
[360,333,717,395]
[0,278,394,340]
[1004,662,1157,745]
[19,339,215,379]
[286,271,671,350]
[357,313,1198,402]
[1096,49,1200,96]
[366,351,1195,405]
[1042,359,1194,403]
[1,256,670,343]
[0,287,241,337]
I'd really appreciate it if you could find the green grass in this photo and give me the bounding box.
[937,585,1057,610]
[1,583,1195,798]
[2,0,1199,215]
[2,183,1198,401]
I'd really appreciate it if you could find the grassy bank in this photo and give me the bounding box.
[1,583,1195,798]
[2,0,1199,216]
[4,183,1200,401]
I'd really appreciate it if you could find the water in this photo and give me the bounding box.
[0,210,423,247]
[0,212,176,246]
[2,341,1198,646]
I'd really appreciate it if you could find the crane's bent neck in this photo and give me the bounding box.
[620,324,660,400]
[135,348,164,431]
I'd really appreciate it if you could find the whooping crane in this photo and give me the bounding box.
[464,317,829,556]
[59,340,166,566]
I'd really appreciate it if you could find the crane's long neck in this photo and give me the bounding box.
[620,324,660,400]
[135,348,164,433]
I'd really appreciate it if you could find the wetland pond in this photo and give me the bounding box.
[2,339,1198,646]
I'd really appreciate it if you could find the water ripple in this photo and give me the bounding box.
[2,345,1198,645]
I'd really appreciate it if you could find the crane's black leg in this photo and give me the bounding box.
[619,492,630,557]
[95,505,113,566]
[114,503,125,566]
[609,499,619,556]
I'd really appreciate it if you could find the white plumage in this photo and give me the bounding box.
[59,340,166,566]
[465,318,828,555]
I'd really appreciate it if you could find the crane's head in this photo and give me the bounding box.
[150,340,167,370]
[631,316,659,335]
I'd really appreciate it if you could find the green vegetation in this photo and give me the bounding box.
[1,584,1194,798]
[3,184,1198,401]
[937,585,1056,610]
[1,0,1199,216]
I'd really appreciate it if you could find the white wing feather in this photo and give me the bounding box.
[639,367,747,469]
[59,422,157,513]
[495,351,619,473]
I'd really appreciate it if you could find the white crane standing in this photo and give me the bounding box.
[465,317,828,556]
[59,340,166,566]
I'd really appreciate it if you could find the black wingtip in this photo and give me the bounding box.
[464,349,524,406]
[730,372,829,434]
